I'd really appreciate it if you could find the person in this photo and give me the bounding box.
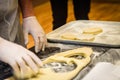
[50,0,91,30]
[0,0,47,78]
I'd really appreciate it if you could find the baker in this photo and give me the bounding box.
[0,0,47,78]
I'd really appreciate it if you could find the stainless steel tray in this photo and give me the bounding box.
[47,20,120,48]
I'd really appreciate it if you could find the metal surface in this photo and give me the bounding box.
[47,20,120,48]
[27,43,113,80]
[5,42,120,80]
[73,48,120,80]
[44,62,76,73]
[42,43,120,80]
[29,46,61,60]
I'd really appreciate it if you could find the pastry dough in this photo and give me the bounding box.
[10,47,93,80]
[60,32,77,40]
[61,33,95,41]
[83,27,103,35]
[77,34,95,41]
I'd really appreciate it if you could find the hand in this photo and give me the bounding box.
[23,16,47,53]
[0,37,42,78]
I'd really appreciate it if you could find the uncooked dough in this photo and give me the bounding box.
[83,27,103,35]
[10,47,93,80]
[77,34,95,41]
[60,32,77,40]
[61,33,95,41]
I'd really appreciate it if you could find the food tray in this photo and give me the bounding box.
[47,20,120,48]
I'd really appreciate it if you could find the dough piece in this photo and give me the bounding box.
[31,47,92,80]
[60,32,77,40]
[83,27,103,35]
[76,34,95,41]
[10,47,93,80]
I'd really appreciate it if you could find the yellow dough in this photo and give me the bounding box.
[10,47,93,80]
[60,32,77,40]
[76,34,95,41]
[61,33,95,41]
[83,27,103,35]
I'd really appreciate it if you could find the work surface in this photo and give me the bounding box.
[0,42,120,79]
[29,42,120,80]
[0,43,120,80]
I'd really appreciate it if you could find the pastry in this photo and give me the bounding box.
[76,34,95,41]
[60,32,77,40]
[83,27,103,35]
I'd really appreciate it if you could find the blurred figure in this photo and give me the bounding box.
[50,0,91,30]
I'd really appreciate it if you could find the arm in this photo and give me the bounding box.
[19,0,34,18]
[19,0,47,52]
[0,37,42,79]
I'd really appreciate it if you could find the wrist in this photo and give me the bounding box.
[23,16,36,21]
[23,13,35,18]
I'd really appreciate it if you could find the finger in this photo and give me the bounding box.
[27,52,43,67]
[39,37,43,51]
[44,35,48,46]
[16,58,30,79]
[23,55,39,73]
[23,31,29,45]
[41,35,48,51]
[35,36,44,53]
[9,61,20,75]
[42,34,47,45]
[34,37,40,53]
[16,58,28,73]
[42,44,45,51]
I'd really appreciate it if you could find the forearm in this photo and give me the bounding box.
[19,0,35,18]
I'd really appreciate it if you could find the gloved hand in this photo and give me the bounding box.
[23,16,47,53]
[0,37,42,79]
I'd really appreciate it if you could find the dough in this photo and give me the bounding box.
[61,33,95,41]
[83,27,103,35]
[10,47,93,80]
[76,34,95,41]
[60,32,77,40]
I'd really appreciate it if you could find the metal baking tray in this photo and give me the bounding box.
[47,20,120,48]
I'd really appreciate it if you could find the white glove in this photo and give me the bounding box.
[23,16,47,53]
[0,37,42,79]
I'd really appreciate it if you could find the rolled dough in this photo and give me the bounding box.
[61,33,95,41]
[10,47,93,80]
[77,34,95,41]
[83,27,103,35]
[60,33,77,40]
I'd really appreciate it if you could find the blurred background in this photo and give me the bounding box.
[27,0,120,48]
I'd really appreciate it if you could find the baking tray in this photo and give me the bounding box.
[47,20,120,48]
